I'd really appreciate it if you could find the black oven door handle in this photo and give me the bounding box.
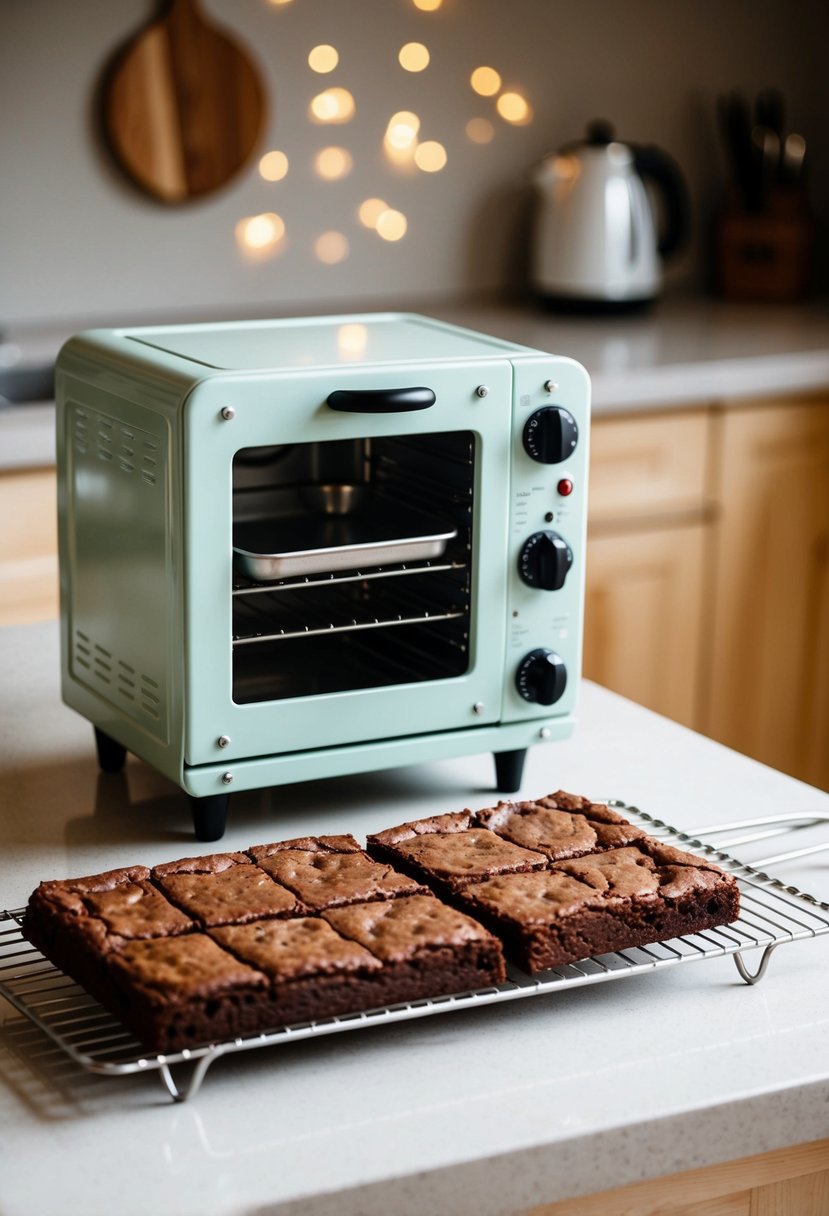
[326,387,436,413]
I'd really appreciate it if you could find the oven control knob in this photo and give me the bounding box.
[522,407,579,464]
[516,649,567,705]
[518,530,573,590]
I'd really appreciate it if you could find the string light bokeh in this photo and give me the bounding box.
[237,5,533,264]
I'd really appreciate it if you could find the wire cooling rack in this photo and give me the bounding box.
[2,802,828,1102]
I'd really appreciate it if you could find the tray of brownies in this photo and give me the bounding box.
[2,792,828,1101]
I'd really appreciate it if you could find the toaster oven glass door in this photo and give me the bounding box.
[183,361,513,767]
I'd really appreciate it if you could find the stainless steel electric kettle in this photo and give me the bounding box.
[531,120,690,309]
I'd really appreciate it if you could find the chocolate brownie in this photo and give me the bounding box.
[23,839,507,1052]
[152,852,305,926]
[366,812,547,891]
[23,866,196,1000]
[22,800,739,1050]
[211,916,387,1026]
[449,838,741,973]
[324,893,506,989]
[248,834,427,910]
[105,933,269,1051]
[474,792,645,861]
[212,897,505,1028]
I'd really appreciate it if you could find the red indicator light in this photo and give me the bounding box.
[557,478,574,497]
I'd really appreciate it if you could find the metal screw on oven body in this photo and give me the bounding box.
[217,735,231,748]
[475,385,489,398]
[473,701,485,715]
[221,772,234,785]
[544,380,558,394]
[220,406,236,421]
[538,726,551,739]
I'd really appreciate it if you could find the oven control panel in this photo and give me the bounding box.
[504,356,590,722]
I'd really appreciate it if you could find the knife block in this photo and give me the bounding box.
[715,193,815,302]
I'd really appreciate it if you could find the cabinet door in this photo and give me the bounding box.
[589,409,711,525]
[705,400,829,789]
[584,523,708,729]
[0,468,58,626]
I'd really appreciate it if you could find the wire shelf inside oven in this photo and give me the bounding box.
[232,566,469,645]
[2,804,827,1103]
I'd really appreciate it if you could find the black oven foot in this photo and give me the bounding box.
[493,748,527,793]
[94,726,127,774]
[190,794,229,842]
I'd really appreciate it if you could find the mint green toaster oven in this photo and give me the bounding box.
[55,314,590,840]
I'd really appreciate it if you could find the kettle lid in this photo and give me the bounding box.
[583,119,616,147]
[554,119,633,161]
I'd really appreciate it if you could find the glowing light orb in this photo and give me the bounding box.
[466,118,495,144]
[470,66,501,96]
[375,209,408,241]
[309,88,356,123]
[235,212,285,253]
[496,91,532,124]
[399,42,430,72]
[259,150,289,181]
[314,146,353,180]
[384,111,421,150]
[358,198,389,228]
[308,45,339,73]
[315,231,349,263]
[414,140,447,172]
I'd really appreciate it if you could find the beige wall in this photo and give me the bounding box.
[2,0,827,328]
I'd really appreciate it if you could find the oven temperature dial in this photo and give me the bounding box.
[518,530,573,590]
[522,406,579,464]
[516,649,567,705]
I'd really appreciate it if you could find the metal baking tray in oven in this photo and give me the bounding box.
[233,486,457,580]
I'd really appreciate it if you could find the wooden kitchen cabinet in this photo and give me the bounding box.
[0,467,59,626]
[704,398,829,790]
[584,522,708,729]
[583,409,714,730]
[583,395,829,790]
[521,1135,829,1216]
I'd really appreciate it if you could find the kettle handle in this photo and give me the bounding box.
[633,145,690,260]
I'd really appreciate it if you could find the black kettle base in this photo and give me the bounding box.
[534,292,655,315]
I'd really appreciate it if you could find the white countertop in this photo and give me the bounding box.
[434,295,829,411]
[3,294,829,470]
[1,622,828,1216]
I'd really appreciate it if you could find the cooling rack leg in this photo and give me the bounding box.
[733,944,779,985]
[158,1051,220,1102]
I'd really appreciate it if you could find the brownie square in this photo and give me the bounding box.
[152,852,305,927]
[248,834,427,910]
[213,916,383,981]
[450,839,741,973]
[106,933,268,1051]
[23,866,195,993]
[366,812,546,890]
[211,916,398,1026]
[474,791,645,861]
[325,893,506,987]
[23,865,197,1026]
[27,866,193,943]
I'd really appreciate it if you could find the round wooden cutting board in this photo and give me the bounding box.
[101,0,267,203]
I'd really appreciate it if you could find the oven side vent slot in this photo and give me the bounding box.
[65,399,171,744]
[71,630,163,723]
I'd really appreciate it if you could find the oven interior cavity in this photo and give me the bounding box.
[231,431,474,703]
